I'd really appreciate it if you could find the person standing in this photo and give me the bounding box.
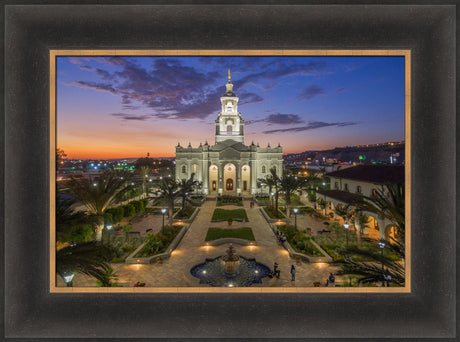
[327,272,335,286]
[290,265,296,281]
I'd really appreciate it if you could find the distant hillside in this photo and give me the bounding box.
[285,142,405,164]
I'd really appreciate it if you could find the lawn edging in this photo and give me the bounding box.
[205,238,257,246]
[272,225,333,263]
[125,224,189,264]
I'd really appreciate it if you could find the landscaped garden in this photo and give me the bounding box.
[312,223,400,262]
[262,206,286,219]
[216,195,243,207]
[174,205,196,219]
[134,225,182,258]
[205,227,255,241]
[211,208,248,222]
[278,225,323,257]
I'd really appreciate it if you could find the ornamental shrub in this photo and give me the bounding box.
[123,204,136,217]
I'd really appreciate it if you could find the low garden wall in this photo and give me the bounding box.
[281,239,332,263]
[259,208,287,224]
[205,238,256,246]
[125,224,189,264]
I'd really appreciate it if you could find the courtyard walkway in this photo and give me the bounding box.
[68,198,340,288]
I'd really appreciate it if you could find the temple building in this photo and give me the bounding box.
[175,71,283,195]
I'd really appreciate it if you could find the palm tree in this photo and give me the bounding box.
[56,194,95,243]
[279,175,304,217]
[257,172,277,207]
[135,154,154,195]
[56,241,115,286]
[139,165,152,195]
[155,178,180,226]
[337,182,405,286]
[269,167,281,217]
[67,171,134,241]
[177,173,199,211]
[338,242,405,286]
[364,182,405,243]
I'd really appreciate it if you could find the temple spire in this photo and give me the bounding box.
[228,69,231,82]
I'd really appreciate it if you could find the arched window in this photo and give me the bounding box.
[193,164,197,173]
[334,182,339,189]
[181,165,186,174]
[262,166,266,173]
[227,125,232,134]
[356,185,362,193]
[272,166,276,173]
[344,183,349,191]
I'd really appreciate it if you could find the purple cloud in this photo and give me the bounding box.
[110,113,152,121]
[263,121,357,134]
[246,113,303,126]
[298,85,325,101]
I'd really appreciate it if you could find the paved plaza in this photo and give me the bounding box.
[67,198,341,288]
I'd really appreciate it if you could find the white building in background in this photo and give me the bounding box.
[175,71,283,195]
[317,164,404,240]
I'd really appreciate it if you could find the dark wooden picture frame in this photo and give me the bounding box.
[3,2,456,340]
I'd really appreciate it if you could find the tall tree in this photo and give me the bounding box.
[177,173,200,211]
[135,154,154,195]
[156,178,181,226]
[269,167,281,218]
[279,175,304,217]
[67,171,134,241]
[257,173,278,205]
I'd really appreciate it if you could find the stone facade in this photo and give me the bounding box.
[175,72,283,195]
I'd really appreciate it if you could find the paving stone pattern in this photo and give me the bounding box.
[66,198,340,288]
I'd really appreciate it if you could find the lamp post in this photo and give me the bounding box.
[378,239,386,271]
[161,208,167,234]
[344,222,349,248]
[63,272,74,287]
[293,208,298,230]
[106,224,112,244]
[271,192,274,207]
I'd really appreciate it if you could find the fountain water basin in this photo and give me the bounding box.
[190,244,270,287]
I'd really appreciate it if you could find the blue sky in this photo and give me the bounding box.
[57,55,405,159]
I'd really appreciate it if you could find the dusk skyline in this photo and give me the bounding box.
[56,55,405,159]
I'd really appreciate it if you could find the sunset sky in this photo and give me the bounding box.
[56,55,405,159]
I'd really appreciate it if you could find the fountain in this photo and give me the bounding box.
[222,244,240,275]
[190,244,270,287]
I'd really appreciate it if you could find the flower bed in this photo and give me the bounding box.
[262,206,286,219]
[134,225,181,257]
[279,225,323,257]
[216,195,243,207]
[174,206,196,219]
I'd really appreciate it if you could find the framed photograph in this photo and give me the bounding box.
[51,50,410,294]
[3,2,456,340]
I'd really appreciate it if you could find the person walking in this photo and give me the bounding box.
[290,265,296,281]
[273,262,280,278]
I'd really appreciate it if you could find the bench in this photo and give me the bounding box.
[317,229,331,235]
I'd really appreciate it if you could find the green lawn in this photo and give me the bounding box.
[205,227,255,241]
[211,208,248,221]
